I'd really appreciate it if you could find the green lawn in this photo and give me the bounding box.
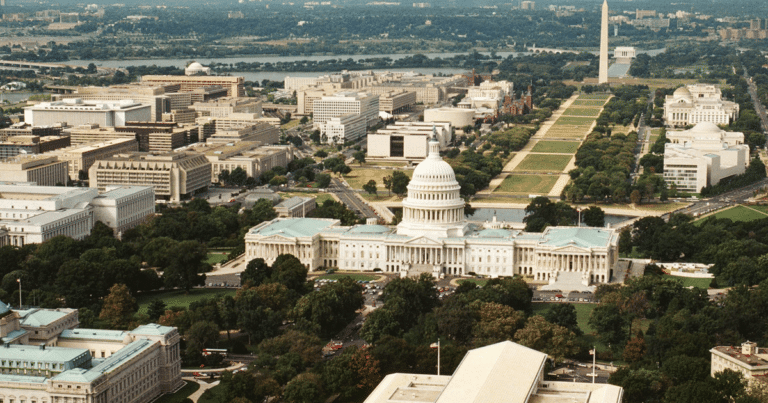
[664,275,711,289]
[205,252,230,265]
[344,168,413,190]
[198,384,223,403]
[748,204,768,213]
[531,141,581,154]
[577,94,611,100]
[561,108,601,117]
[316,273,380,281]
[494,174,559,194]
[137,289,237,314]
[154,381,200,403]
[457,278,488,287]
[532,302,597,334]
[695,205,768,225]
[544,126,591,139]
[514,154,572,172]
[554,116,597,125]
[649,135,659,145]
[571,100,607,107]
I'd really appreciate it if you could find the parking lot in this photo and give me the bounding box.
[533,290,595,303]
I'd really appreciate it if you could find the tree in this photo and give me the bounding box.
[363,180,378,196]
[471,302,526,347]
[315,173,331,188]
[353,150,366,166]
[514,316,578,362]
[250,199,278,225]
[163,241,209,292]
[630,189,642,204]
[147,299,167,322]
[523,196,576,232]
[185,320,220,363]
[588,303,627,348]
[544,303,581,335]
[383,175,393,196]
[314,150,328,158]
[292,277,364,338]
[99,284,137,329]
[218,169,230,184]
[582,206,605,227]
[283,373,324,403]
[390,171,410,196]
[622,337,646,363]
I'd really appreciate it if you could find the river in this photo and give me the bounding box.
[62,48,665,83]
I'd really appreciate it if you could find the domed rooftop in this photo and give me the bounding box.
[689,121,722,134]
[673,86,692,99]
[410,133,457,184]
[187,62,204,70]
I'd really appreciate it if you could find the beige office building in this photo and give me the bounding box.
[190,97,262,118]
[49,138,140,180]
[378,90,417,114]
[711,341,768,383]
[0,155,69,186]
[141,75,245,97]
[0,135,72,160]
[367,122,452,161]
[192,142,293,183]
[0,123,64,141]
[206,122,279,145]
[368,74,468,104]
[65,124,136,146]
[89,151,211,202]
[321,113,368,145]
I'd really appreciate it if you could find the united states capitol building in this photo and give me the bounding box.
[245,136,619,284]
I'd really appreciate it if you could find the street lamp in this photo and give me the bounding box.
[16,278,21,309]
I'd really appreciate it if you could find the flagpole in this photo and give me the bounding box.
[437,338,441,376]
[591,346,596,384]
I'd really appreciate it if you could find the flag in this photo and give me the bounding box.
[430,342,439,349]
[589,349,595,355]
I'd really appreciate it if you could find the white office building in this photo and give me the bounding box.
[321,113,367,145]
[0,183,155,245]
[664,84,740,128]
[364,341,623,403]
[457,80,514,111]
[313,92,380,128]
[663,122,749,192]
[24,99,152,127]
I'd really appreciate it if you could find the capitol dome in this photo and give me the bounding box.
[397,129,469,239]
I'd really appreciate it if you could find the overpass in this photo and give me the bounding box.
[44,84,79,94]
[527,46,581,55]
[0,60,118,75]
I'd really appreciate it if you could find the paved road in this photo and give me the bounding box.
[743,68,768,134]
[665,178,768,220]
[330,177,379,220]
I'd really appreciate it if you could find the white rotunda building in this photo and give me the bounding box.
[397,138,469,239]
[245,133,619,283]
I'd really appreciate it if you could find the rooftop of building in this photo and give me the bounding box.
[712,345,768,368]
[131,323,176,336]
[53,339,154,383]
[60,328,128,342]
[96,186,154,200]
[0,343,90,365]
[249,217,340,238]
[538,227,614,249]
[50,138,137,154]
[0,183,96,200]
[275,196,314,210]
[28,99,146,111]
[19,308,74,328]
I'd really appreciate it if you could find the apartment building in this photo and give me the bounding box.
[192,142,293,183]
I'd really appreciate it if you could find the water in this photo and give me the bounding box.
[64,51,525,69]
[0,91,45,104]
[235,68,467,83]
[467,208,635,226]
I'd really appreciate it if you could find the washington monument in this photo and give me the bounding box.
[599,0,609,84]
